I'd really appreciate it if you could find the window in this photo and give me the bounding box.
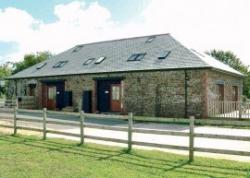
[112,86,120,100]
[127,53,146,61]
[48,86,56,100]
[217,84,224,101]
[36,62,47,69]
[83,58,95,65]
[28,84,36,96]
[72,45,84,53]
[145,36,155,43]
[53,61,68,68]
[158,51,171,59]
[232,86,238,101]
[95,56,106,64]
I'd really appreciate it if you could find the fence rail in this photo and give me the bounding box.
[1,108,250,161]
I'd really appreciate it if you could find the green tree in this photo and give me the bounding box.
[12,51,52,74]
[206,49,250,98]
[0,63,12,97]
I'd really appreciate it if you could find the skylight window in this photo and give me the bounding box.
[95,56,106,64]
[36,62,47,69]
[83,58,95,65]
[53,61,68,68]
[72,45,84,53]
[127,53,146,62]
[158,51,171,59]
[146,36,156,43]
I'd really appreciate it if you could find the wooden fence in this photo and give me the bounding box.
[208,100,250,119]
[17,96,36,109]
[0,96,36,109]
[1,108,250,162]
[0,98,16,108]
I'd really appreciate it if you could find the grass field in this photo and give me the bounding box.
[0,133,250,178]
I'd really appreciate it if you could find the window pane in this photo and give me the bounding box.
[112,86,120,100]
[83,58,95,65]
[53,61,68,68]
[158,51,171,59]
[95,56,106,64]
[48,87,56,100]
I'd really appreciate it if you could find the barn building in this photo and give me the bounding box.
[7,34,243,118]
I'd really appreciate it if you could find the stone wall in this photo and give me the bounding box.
[207,70,243,101]
[8,69,243,118]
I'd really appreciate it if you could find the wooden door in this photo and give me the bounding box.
[218,84,224,114]
[110,84,121,112]
[218,84,224,101]
[232,86,238,101]
[47,86,56,110]
[42,84,47,108]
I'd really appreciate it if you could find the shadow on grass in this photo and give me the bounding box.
[0,134,249,177]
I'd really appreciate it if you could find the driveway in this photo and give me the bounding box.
[1,110,250,162]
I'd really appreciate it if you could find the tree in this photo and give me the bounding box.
[0,63,12,97]
[12,51,52,74]
[206,49,250,98]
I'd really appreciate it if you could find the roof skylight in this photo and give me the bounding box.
[146,36,156,43]
[83,58,95,65]
[72,45,84,53]
[158,51,171,59]
[127,53,146,62]
[53,61,68,68]
[36,62,47,69]
[95,56,106,64]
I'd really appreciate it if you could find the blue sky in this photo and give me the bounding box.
[0,0,148,63]
[0,0,249,65]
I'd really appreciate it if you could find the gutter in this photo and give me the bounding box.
[184,70,189,118]
[6,66,212,80]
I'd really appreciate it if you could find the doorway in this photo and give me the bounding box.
[41,81,65,110]
[97,80,122,112]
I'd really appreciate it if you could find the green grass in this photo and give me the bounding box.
[0,134,250,178]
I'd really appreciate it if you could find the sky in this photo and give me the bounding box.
[0,0,249,65]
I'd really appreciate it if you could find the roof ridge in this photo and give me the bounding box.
[73,33,170,47]
[189,49,244,76]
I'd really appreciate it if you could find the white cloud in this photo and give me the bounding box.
[141,0,250,65]
[0,0,250,66]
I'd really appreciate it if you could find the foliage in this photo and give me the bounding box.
[0,134,250,178]
[0,63,12,97]
[12,51,52,74]
[0,63,11,78]
[206,49,250,98]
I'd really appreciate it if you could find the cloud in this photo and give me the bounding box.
[141,0,250,65]
[0,0,249,66]
[0,1,116,63]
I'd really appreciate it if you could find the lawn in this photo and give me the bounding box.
[0,133,250,178]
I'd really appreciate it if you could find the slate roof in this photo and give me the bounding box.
[9,33,243,79]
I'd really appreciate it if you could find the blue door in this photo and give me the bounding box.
[56,82,65,110]
[97,80,120,112]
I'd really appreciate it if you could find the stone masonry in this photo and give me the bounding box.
[8,68,243,118]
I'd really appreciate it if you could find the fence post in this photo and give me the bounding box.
[128,112,133,151]
[13,106,17,135]
[239,101,242,119]
[80,111,85,145]
[189,116,195,162]
[43,108,47,140]
[78,99,82,112]
[15,98,19,109]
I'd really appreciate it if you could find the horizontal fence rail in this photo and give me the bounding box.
[1,108,250,162]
